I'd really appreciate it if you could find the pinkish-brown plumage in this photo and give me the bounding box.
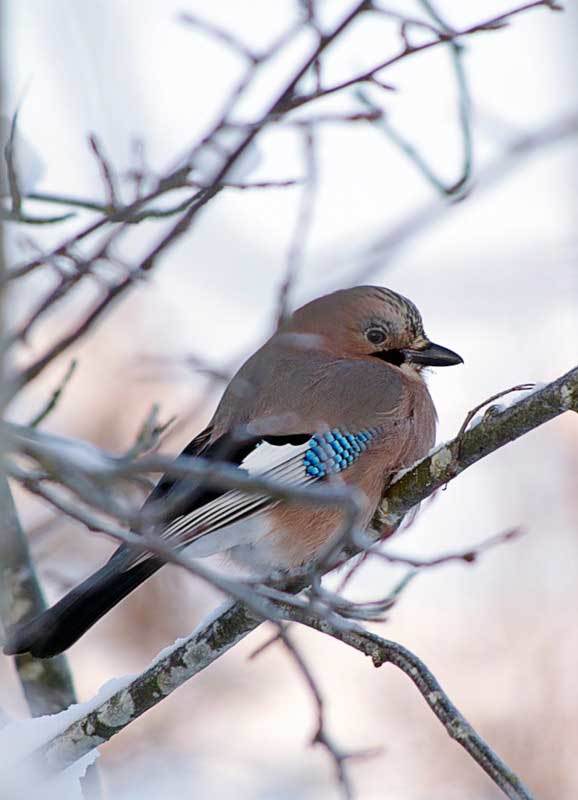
[4,286,462,658]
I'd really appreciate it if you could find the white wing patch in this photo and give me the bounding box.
[157,439,316,557]
[127,427,377,567]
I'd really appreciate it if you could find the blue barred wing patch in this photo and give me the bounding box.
[303,428,378,478]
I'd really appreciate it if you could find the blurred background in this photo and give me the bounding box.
[1,1,577,798]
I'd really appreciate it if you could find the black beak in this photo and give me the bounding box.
[403,341,463,367]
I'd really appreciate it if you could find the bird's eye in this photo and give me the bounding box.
[366,328,386,345]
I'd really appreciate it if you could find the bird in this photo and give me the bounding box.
[3,285,462,658]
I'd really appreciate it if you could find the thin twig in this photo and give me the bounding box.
[377,526,524,569]
[345,111,578,283]
[302,0,323,92]
[278,604,536,800]
[277,126,318,326]
[4,111,22,213]
[10,187,220,392]
[419,0,473,193]
[88,134,119,209]
[285,1,561,111]
[277,627,363,800]
[123,404,176,460]
[179,12,260,64]
[456,384,536,443]
[356,0,476,199]
[29,360,78,428]
[0,207,75,224]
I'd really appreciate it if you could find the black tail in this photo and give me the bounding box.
[3,554,163,658]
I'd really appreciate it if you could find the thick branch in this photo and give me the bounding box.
[0,476,77,716]
[374,365,578,533]
[37,601,260,770]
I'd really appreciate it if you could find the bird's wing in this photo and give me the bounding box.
[121,422,384,568]
[157,435,314,554]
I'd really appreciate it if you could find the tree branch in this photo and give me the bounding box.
[373,366,577,534]
[277,603,535,800]
[37,601,261,770]
[349,111,578,282]
[285,0,560,111]
[22,364,577,783]
[0,476,78,717]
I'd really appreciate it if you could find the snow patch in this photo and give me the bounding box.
[0,715,97,800]
[0,672,135,798]
[148,599,235,668]
[44,731,105,772]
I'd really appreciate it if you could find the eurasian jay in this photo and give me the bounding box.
[4,286,462,658]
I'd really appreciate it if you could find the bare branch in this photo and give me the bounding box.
[0,177,300,221]
[277,627,361,800]
[277,604,536,800]
[277,126,318,326]
[285,1,560,111]
[4,111,22,214]
[376,526,525,569]
[10,186,219,393]
[34,602,261,771]
[88,134,119,209]
[4,1,373,395]
[29,360,78,428]
[0,476,77,717]
[373,365,577,535]
[178,12,260,64]
[349,111,578,282]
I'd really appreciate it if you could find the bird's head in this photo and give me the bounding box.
[286,285,463,373]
